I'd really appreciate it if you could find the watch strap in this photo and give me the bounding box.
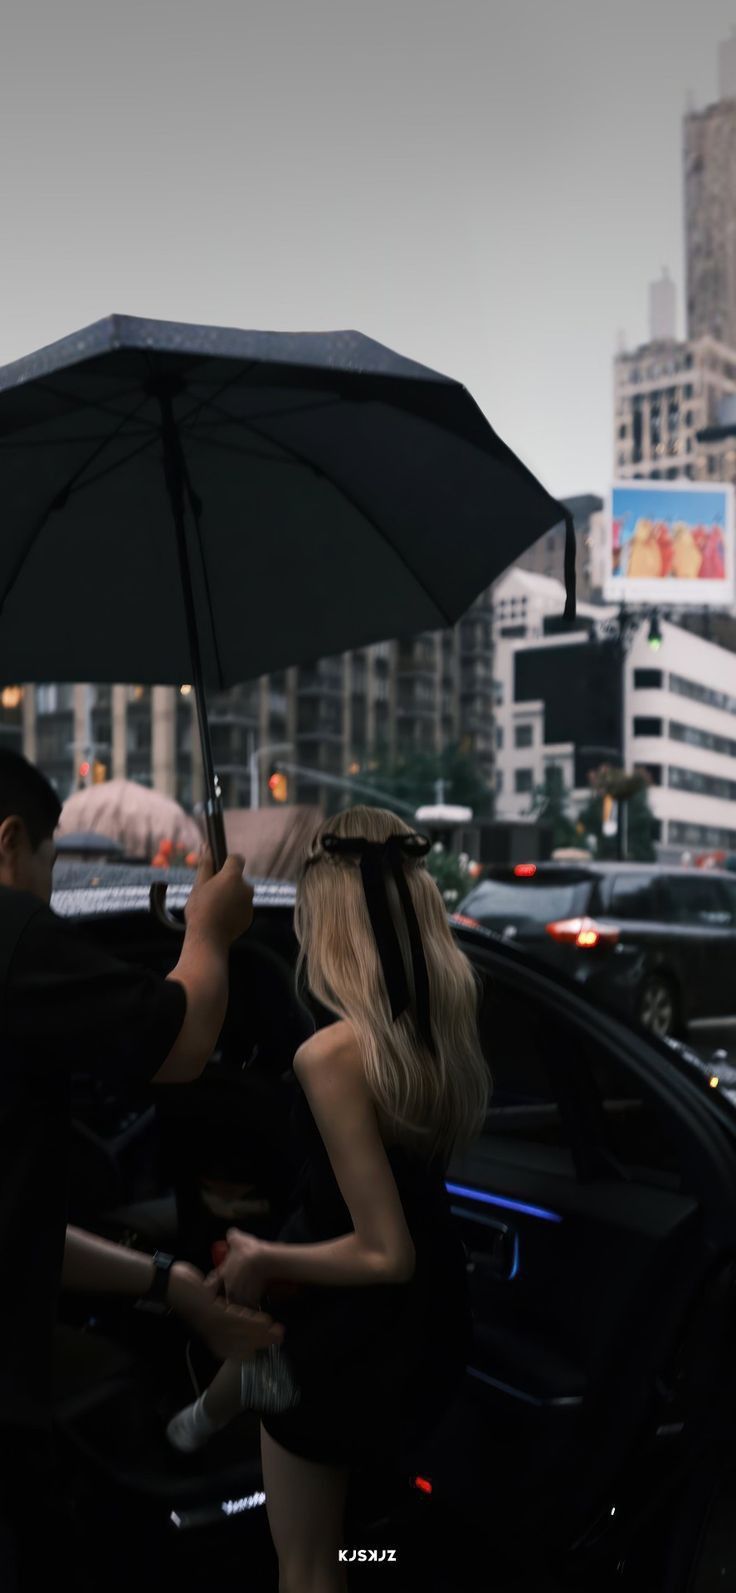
[134,1250,176,1315]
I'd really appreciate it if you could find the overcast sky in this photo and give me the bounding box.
[1,0,734,502]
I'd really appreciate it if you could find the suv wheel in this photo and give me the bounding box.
[637,975,679,1038]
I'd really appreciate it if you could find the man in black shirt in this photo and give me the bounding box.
[0,750,285,1587]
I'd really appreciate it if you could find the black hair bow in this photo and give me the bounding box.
[319,830,436,1056]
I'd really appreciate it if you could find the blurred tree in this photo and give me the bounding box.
[528,766,577,851]
[424,843,476,907]
[625,786,658,862]
[579,766,657,862]
[354,742,493,817]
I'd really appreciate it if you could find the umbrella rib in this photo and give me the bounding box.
[0,399,159,625]
[0,430,155,450]
[61,432,162,497]
[177,432,305,467]
[193,399,456,627]
[184,394,344,430]
[0,380,161,442]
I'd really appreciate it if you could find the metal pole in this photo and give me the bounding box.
[154,379,227,871]
[248,731,258,809]
[618,619,625,861]
[249,742,293,810]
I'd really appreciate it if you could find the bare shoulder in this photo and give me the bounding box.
[294,1020,364,1086]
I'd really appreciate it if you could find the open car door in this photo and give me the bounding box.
[405,937,736,1590]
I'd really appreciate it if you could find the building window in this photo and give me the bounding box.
[514,724,534,749]
[496,770,503,794]
[514,768,533,794]
[633,717,663,737]
[670,673,736,717]
[670,720,736,759]
[495,726,504,750]
[669,765,736,802]
[633,668,663,690]
[669,820,736,851]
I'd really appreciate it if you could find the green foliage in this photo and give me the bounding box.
[579,774,657,863]
[425,844,474,907]
[529,766,578,851]
[352,741,493,818]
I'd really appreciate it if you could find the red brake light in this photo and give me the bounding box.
[514,863,537,878]
[412,1475,433,1494]
[546,916,619,950]
[451,912,481,929]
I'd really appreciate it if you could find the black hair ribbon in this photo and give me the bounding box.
[320,831,436,1056]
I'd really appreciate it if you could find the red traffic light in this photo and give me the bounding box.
[268,770,288,802]
[79,761,90,778]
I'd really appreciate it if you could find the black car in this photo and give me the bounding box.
[457,861,736,1039]
[44,864,736,1592]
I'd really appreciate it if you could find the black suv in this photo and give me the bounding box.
[457,861,736,1038]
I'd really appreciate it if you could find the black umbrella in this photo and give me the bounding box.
[0,315,574,896]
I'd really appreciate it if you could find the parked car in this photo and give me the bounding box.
[43,865,736,1591]
[456,860,736,1039]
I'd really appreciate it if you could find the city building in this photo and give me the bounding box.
[685,42,736,349]
[515,494,604,602]
[13,583,496,817]
[492,569,616,819]
[493,568,736,860]
[613,325,736,487]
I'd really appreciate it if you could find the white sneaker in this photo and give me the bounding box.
[165,1395,218,1453]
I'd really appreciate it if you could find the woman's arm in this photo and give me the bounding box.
[62,1225,285,1359]
[221,1026,416,1297]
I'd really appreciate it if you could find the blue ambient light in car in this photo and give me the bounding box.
[445,1182,563,1224]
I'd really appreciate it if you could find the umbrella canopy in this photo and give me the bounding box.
[58,779,202,861]
[0,315,574,884]
[0,314,573,688]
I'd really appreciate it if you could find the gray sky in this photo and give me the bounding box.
[1,0,734,501]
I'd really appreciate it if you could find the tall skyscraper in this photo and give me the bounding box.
[649,268,677,342]
[684,62,736,347]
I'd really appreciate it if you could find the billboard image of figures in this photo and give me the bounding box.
[604,480,735,607]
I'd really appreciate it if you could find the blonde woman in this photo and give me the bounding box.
[167,807,490,1593]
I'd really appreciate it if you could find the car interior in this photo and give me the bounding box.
[51,904,736,1589]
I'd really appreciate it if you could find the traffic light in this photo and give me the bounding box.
[78,760,90,780]
[268,767,288,803]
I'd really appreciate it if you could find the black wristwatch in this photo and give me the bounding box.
[134,1251,176,1315]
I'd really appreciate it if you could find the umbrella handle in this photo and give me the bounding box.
[149,881,184,933]
[148,798,228,933]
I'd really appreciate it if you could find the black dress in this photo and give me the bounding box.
[260,1076,471,1467]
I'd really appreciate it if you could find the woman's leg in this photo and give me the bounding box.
[260,1422,349,1593]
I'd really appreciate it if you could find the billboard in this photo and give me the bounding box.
[604,480,735,606]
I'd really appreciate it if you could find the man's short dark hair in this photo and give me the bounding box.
[0,751,61,850]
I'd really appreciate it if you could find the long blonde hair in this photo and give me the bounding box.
[295,806,491,1167]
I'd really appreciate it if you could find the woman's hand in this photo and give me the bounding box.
[211,1229,271,1309]
[168,1260,284,1360]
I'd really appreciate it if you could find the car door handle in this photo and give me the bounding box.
[450,1207,519,1282]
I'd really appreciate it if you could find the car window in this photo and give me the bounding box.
[585,1048,688,1191]
[607,874,658,920]
[474,969,687,1192]
[720,878,736,923]
[659,875,732,927]
[461,878,591,928]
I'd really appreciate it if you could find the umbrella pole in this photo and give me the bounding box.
[153,382,227,872]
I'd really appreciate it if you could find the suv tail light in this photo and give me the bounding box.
[546,916,619,950]
[451,912,481,929]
